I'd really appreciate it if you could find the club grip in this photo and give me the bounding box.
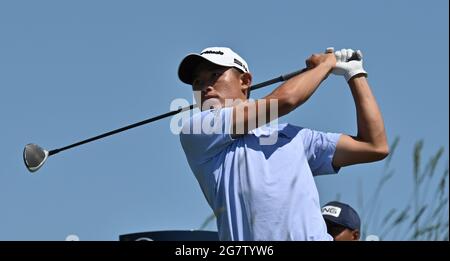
[281,51,361,81]
[348,51,361,61]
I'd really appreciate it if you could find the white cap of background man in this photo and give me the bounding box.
[178,47,250,85]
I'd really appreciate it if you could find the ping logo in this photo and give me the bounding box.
[322,206,342,217]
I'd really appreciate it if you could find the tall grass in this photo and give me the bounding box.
[361,137,448,240]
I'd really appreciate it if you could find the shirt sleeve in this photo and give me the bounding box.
[179,107,235,164]
[299,128,342,176]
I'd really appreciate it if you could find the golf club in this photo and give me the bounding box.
[23,50,361,172]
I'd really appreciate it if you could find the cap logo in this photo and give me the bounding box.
[322,206,342,217]
[200,50,224,55]
[234,58,248,72]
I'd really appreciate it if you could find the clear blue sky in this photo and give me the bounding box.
[0,0,448,240]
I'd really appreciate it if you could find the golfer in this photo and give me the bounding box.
[178,47,388,240]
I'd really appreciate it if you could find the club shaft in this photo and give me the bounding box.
[49,104,196,155]
[48,64,338,156]
[249,68,307,91]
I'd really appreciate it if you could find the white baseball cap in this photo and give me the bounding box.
[178,47,250,85]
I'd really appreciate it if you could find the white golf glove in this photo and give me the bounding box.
[328,48,368,82]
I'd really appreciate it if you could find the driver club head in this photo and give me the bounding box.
[23,143,49,173]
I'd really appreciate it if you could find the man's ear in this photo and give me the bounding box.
[352,230,360,240]
[240,72,252,96]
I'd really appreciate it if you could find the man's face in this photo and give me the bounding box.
[333,228,360,241]
[192,62,248,109]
